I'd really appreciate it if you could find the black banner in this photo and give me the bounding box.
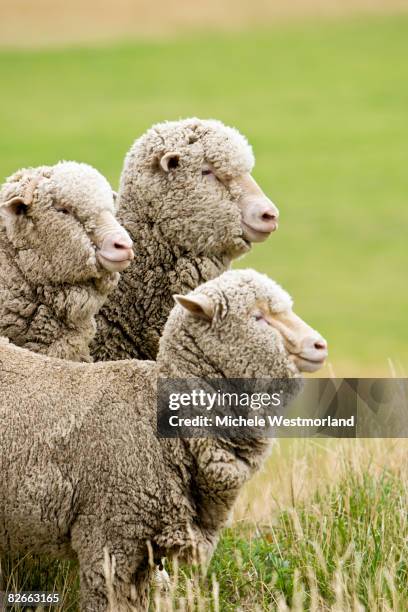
[157,378,408,438]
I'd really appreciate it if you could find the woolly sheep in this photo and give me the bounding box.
[0,161,134,362]
[0,269,327,611]
[92,117,279,361]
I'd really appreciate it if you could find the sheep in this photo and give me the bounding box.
[92,117,279,362]
[0,269,327,611]
[0,161,134,362]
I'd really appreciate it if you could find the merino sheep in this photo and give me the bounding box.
[92,118,279,361]
[0,161,134,362]
[0,269,327,611]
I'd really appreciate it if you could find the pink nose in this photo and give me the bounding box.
[259,206,279,232]
[300,335,328,362]
[262,210,278,221]
[99,233,134,262]
[314,340,327,351]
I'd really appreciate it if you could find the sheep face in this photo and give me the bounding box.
[172,269,328,378]
[0,162,134,285]
[120,118,278,259]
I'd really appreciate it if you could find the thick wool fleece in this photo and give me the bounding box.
[92,118,256,361]
[0,270,302,612]
[0,162,120,361]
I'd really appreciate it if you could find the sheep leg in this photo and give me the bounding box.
[74,537,151,612]
[77,560,109,612]
[78,583,107,612]
[101,548,152,612]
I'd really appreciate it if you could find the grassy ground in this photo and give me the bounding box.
[168,441,408,611]
[0,16,407,374]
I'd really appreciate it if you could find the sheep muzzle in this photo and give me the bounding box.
[237,174,279,243]
[264,309,328,373]
[92,211,134,273]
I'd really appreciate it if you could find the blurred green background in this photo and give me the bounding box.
[0,14,407,375]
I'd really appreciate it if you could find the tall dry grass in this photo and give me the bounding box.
[153,439,408,611]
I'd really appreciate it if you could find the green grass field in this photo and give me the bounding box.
[1,15,407,374]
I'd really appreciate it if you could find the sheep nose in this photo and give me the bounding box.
[299,335,328,362]
[262,209,277,221]
[101,233,134,262]
[259,205,279,231]
[96,232,134,273]
[241,198,280,243]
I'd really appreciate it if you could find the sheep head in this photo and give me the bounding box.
[161,269,327,379]
[119,118,278,260]
[0,162,134,286]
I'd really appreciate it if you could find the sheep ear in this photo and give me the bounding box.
[160,152,180,172]
[0,196,30,219]
[173,294,214,322]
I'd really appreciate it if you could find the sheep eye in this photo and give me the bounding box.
[58,208,70,215]
[202,169,213,176]
[253,311,269,325]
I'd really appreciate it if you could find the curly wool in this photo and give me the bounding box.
[92,118,256,361]
[0,162,120,362]
[0,269,302,611]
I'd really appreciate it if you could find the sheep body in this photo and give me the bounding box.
[0,162,132,361]
[0,270,322,611]
[92,118,277,361]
